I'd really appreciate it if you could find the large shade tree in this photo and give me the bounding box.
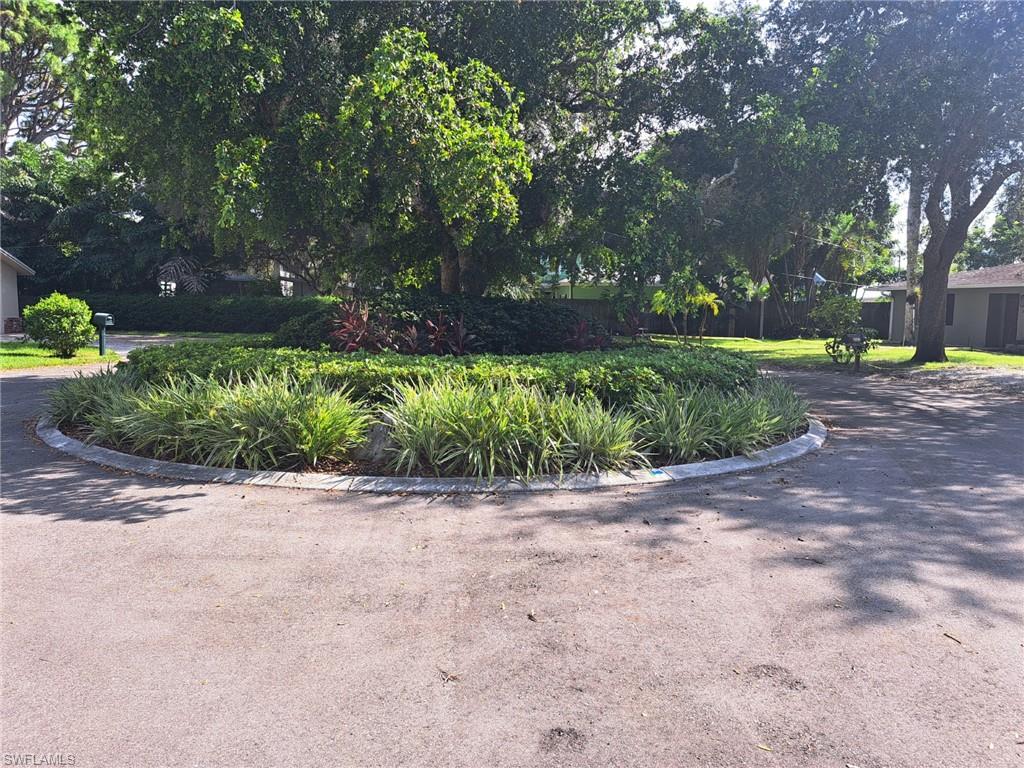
[71,0,663,294]
[771,1,1024,361]
[0,0,79,154]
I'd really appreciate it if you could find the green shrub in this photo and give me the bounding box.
[383,377,644,480]
[633,386,716,463]
[126,343,759,404]
[265,290,588,354]
[635,379,807,462]
[48,367,138,428]
[271,305,335,349]
[808,295,862,338]
[50,372,371,471]
[22,292,95,357]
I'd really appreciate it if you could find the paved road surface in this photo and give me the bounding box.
[2,365,1021,767]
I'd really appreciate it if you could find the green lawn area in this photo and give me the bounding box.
[0,342,120,370]
[649,335,1024,370]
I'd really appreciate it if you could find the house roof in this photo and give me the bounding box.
[0,247,35,277]
[874,262,1024,292]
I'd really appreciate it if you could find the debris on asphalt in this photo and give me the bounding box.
[943,632,963,645]
[527,611,538,622]
[438,668,460,684]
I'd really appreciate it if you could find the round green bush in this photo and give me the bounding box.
[22,292,95,358]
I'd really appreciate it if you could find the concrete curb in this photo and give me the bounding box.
[36,416,826,494]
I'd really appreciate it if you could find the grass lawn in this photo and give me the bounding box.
[649,335,1024,370]
[0,341,121,370]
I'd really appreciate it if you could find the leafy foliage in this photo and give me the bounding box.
[0,0,79,149]
[634,379,807,462]
[125,343,759,406]
[22,291,94,357]
[0,144,203,293]
[384,377,643,480]
[52,360,806,480]
[810,295,879,365]
[273,292,585,355]
[50,370,372,471]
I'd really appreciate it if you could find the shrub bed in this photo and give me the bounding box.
[272,292,591,354]
[62,291,590,352]
[126,342,759,404]
[49,368,806,480]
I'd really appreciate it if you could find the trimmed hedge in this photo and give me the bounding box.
[271,291,589,354]
[125,342,758,405]
[64,291,588,353]
[66,293,337,333]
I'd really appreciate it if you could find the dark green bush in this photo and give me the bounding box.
[65,293,338,332]
[22,292,96,357]
[269,291,588,354]
[61,290,590,353]
[126,342,758,404]
[271,305,336,349]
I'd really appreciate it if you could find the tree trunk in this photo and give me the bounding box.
[904,167,923,344]
[439,236,459,294]
[913,227,968,363]
[912,242,949,362]
[457,248,486,296]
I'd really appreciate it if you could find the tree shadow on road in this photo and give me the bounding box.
[463,372,1024,627]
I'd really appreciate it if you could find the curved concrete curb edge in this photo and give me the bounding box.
[36,416,826,494]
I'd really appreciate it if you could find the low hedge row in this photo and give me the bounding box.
[126,343,759,405]
[65,293,337,333]
[273,292,588,355]
[63,291,589,351]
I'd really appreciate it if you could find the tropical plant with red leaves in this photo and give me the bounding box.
[565,319,608,351]
[329,300,395,352]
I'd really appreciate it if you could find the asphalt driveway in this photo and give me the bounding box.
[1,366,1021,767]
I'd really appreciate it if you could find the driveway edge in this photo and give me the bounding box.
[36,417,826,494]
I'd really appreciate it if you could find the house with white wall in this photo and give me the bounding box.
[878,263,1024,349]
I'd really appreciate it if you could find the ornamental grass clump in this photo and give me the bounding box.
[50,372,371,471]
[48,367,139,429]
[634,379,807,462]
[383,377,644,480]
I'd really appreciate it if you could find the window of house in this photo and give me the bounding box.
[945,293,955,325]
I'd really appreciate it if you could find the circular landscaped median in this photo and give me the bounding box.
[37,344,826,493]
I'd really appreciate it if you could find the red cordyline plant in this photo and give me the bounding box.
[329,300,395,352]
[424,312,476,356]
[396,323,421,355]
[565,318,609,351]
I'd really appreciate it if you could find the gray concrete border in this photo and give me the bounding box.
[35,416,826,494]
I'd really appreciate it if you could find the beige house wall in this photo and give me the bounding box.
[1,261,22,325]
[885,286,1022,347]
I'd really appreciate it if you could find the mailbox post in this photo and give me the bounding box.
[92,313,114,356]
[842,331,868,372]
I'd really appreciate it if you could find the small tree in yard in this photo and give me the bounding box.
[652,272,722,344]
[810,295,876,365]
[22,292,94,357]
